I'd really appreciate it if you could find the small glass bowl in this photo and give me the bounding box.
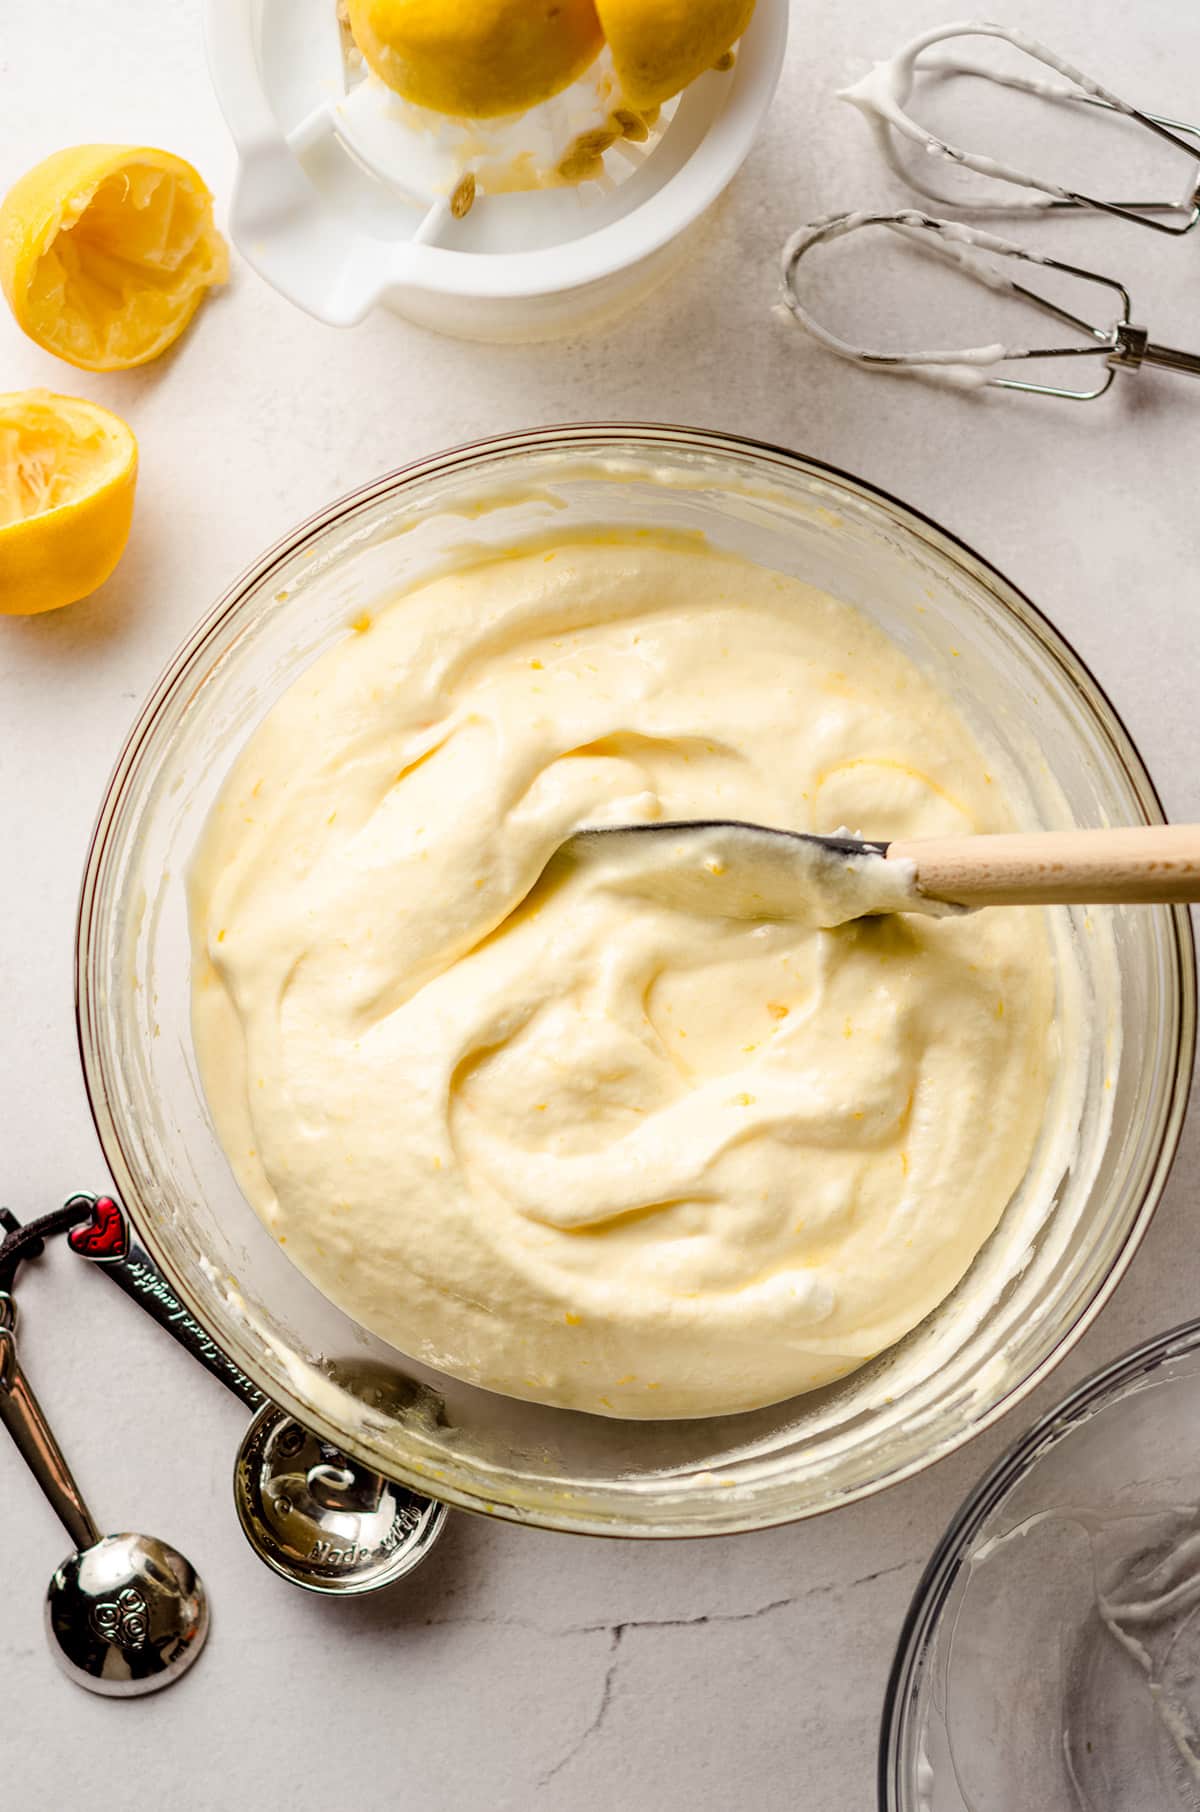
[76,425,1195,1537]
[880,1320,1200,1811]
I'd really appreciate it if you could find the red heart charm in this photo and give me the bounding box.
[68,1196,129,1261]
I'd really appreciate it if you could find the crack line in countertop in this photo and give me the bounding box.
[402,1556,917,1789]
[422,1554,917,1647]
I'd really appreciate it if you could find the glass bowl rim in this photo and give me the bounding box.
[876,1314,1200,1810]
[75,421,1198,1538]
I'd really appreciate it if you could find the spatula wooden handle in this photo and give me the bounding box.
[887,824,1200,907]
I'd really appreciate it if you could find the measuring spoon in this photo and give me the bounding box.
[0,1291,208,1695]
[67,1196,446,1595]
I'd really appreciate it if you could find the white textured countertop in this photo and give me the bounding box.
[3,4,1199,1806]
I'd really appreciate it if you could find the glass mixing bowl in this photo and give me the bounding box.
[76,425,1195,1537]
[879,1320,1200,1811]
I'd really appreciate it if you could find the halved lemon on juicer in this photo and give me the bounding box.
[346,0,606,117]
[346,0,757,120]
[0,145,228,371]
[0,391,137,615]
[595,0,758,108]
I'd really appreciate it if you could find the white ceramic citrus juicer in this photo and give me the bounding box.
[204,0,786,340]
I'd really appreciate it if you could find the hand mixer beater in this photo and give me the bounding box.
[780,23,1200,399]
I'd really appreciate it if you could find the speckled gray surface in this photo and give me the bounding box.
[2,4,1198,1806]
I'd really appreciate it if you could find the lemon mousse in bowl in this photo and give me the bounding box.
[77,428,1192,1532]
[189,538,1061,1421]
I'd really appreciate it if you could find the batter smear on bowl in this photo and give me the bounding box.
[189,539,1058,1418]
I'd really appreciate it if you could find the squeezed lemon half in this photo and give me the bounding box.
[0,390,138,615]
[0,145,228,372]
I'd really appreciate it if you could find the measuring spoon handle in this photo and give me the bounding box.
[0,1318,101,1551]
[69,1197,266,1413]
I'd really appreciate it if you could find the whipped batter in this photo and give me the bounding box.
[190,540,1059,1419]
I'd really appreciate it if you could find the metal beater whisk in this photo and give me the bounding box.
[781,210,1200,401]
[780,24,1200,399]
[837,22,1200,234]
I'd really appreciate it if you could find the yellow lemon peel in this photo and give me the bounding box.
[596,0,756,109]
[347,0,604,118]
[0,390,137,615]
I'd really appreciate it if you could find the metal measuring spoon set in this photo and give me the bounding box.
[779,22,1200,399]
[0,1195,446,1695]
